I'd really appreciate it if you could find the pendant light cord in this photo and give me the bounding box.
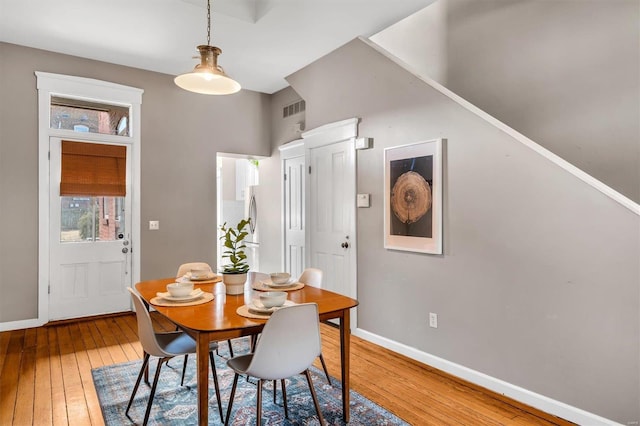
[206,0,211,46]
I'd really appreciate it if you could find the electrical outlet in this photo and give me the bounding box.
[149,220,160,230]
[429,312,438,328]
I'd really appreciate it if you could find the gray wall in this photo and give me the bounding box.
[371,0,640,203]
[0,42,271,322]
[286,38,639,423]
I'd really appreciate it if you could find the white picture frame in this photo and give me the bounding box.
[384,139,443,254]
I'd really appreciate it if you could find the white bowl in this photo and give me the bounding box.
[270,272,291,285]
[259,291,287,308]
[167,281,194,297]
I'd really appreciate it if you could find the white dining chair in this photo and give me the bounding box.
[224,303,326,425]
[176,262,237,358]
[126,288,224,425]
[298,267,322,287]
[297,267,332,385]
[176,261,212,278]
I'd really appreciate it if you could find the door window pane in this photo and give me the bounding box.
[60,196,125,242]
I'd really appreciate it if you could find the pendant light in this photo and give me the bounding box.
[174,0,241,95]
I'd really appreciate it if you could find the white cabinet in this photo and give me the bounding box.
[235,158,259,200]
[235,159,247,200]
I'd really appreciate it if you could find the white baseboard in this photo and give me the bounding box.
[0,318,44,332]
[353,328,622,426]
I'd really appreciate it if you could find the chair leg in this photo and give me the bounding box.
[271,379,289,418]
[318,353,332,386]
[304,369,325,426]
[126,353,150,416]
[209,352,224,423]
[281,379,289,419]
[143,351,150,385]
[143,357,167,426]
[224,373,240,426]
[256,379,263,426]
[180,354,188,386]
[227,339,234,357]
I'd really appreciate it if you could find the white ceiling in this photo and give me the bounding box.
[0,0,433,94]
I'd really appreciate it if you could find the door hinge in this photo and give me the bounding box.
[48,284,50,294]
[284,173,287,181]
[308,166,311,174]
[48,151,50,160]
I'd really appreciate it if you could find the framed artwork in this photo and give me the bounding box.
[384,139,443,254]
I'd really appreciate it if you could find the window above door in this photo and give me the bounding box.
[50,96,130,136]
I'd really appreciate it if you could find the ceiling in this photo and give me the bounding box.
[0,0,433,94]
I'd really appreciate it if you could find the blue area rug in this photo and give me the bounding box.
[92,338,408,425]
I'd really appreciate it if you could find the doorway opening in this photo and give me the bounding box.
[216,154,262,273]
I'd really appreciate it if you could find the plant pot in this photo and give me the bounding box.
[222,272,247,295]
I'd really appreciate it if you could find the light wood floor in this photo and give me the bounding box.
[0,313,574,425]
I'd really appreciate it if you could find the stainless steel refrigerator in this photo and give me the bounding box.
[244,185,260,271]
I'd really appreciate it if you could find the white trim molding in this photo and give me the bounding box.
[0,318,43,332]
[278,139,305,155]
[302,118,360,330]
[301,117,360,149]
[353,327,623,426]
[27,71,143,329]
[361,37,640,216]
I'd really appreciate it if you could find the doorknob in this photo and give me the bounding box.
[122,247,129,253]
[341,242,349,249]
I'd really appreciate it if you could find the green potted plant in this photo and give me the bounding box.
[219,218,251,294]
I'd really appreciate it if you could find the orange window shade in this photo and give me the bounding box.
[60,141,126,196]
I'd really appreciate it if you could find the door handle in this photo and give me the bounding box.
[249,196,257,234]
[122,247,129,254]
[341,242,349,249]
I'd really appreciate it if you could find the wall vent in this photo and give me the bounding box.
[283,100,306,118]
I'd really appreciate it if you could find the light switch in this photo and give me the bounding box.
[357,193,370,208]
[149,220,160,230]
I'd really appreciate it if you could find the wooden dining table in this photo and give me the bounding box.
[135,272,359,425]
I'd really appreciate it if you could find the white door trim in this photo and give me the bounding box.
[279,139,305,272]
[35,71,143,327]
[301,118,359,328]
[301,118,360,149]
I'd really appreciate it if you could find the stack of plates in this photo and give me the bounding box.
[247,299,295,314]
[260,278,299,289]
[184,272,217,281]
[156,288,204,302]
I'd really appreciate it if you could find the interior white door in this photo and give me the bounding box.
[308,139,356,297]
[49,137,132,320]
[283,155,306,279]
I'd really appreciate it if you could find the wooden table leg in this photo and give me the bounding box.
[340,309,351,423]
[196,333,209,426]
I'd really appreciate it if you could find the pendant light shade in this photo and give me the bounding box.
[174,0,241,95]
[175,45,241,95]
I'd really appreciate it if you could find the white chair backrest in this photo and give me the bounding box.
[245,303,321,381]
[128,288,167,358]
[298,268,322,287]
[176,262,213,278]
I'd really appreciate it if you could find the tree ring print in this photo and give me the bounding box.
[390,171,431,224]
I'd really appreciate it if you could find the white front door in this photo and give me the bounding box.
[49,137,132,320]
[306,120,357,299]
